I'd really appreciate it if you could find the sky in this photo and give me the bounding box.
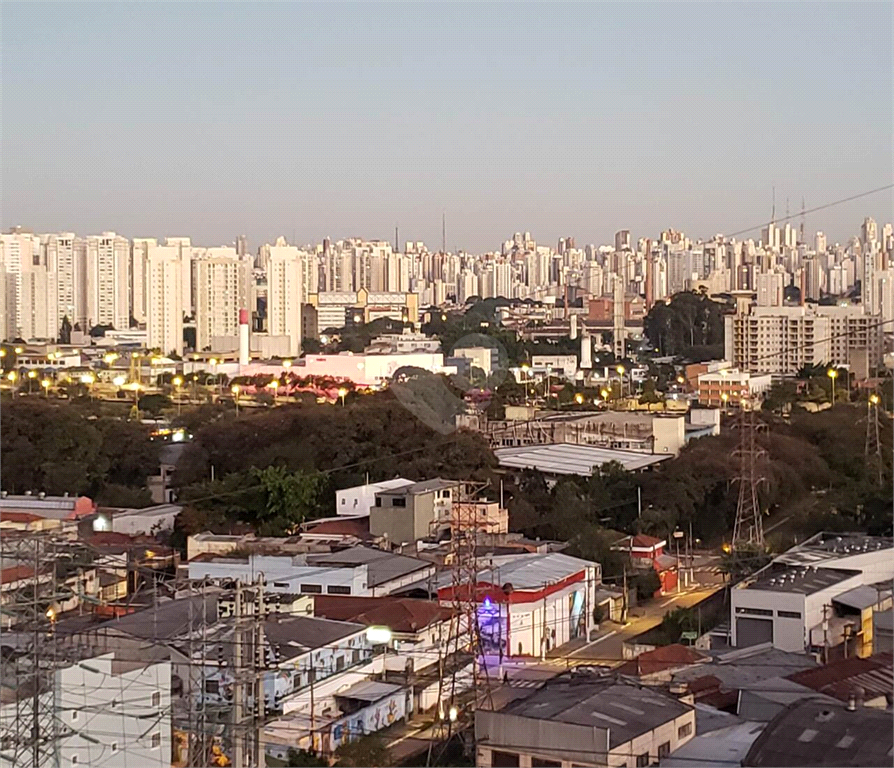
[1,1,891,252]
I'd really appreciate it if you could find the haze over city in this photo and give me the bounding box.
[2,1,892,250]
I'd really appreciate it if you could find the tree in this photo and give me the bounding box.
[251,466,325,536]
[89,324,114,338]
[633,570,661,601]
[138,393,172,417]
[287,748,328,767]
[334,736,392,767]
[718,543,771,582]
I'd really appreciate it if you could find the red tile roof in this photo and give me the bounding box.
[617,643,708,677]
[631,534,664,549]
[313,595,452,633]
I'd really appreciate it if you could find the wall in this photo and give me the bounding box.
[607,709,695,768]
[730,588,806,651]
[651,416,685,456]
[188,556,369,596]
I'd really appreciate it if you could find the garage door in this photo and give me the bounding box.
[736,617,773,647]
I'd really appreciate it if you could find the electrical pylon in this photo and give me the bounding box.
[731,398,767,549]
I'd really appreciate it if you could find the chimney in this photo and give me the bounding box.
[238,308,250,366]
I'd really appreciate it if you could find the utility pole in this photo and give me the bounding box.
[822,604,830,664]
[233,580,244,768]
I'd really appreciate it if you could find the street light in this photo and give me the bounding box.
[616,365,625,398]
[282,359,292,370]
[6,371,17,382]
[337,387,348,407]
[720,392,729,411]
[827,368,838,406]
[41,379,51,397]
[231,384,241,415]
[574,393,584,405]
[113,376,126,387]
[14,347,23,354]
[27,370,37,380]
[869,393,880,406]
[81,373,95,401]
[172,375,184,415]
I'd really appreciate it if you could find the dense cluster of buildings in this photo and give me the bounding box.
[2,218,891,373]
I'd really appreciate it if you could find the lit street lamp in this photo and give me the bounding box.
[337,387,348,407]
[827,368,838,406]
[41,378,51,397]
[616,364,626,398]
[231,384,241,414]
[172,375,184,415]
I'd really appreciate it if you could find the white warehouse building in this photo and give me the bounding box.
[730,532,893,654]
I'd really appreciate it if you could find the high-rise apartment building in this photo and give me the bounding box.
[20,266,59,340]
[725,299,882,375]
[862,217,878,247]
[267,245,302,356]
[614,230,631,252]
[130,238,157,324]
[85,232,130,330]
[164,237,194,317]
[0,230,43,338]
[43,232,85,327]
[146,245,184,356]
[194,248,253,351]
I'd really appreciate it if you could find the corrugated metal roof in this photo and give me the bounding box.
[495,443,671,475]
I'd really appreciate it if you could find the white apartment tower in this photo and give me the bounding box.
[0,230,42,339]
[267,244,303,356]
[130,237,157,324]
[164,237,194,317]
[43,232,86,327]
[194,247,253,351]
[19,266,59,340]
[85,232,130,330]
[147,245,184,355]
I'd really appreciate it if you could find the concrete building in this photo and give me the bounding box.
[267,244,303,356]
[43,232,85,327]
[335,478,414,517]
[18,265,59,340]
[85,232,130,330]
[146,245,184,356]
[451,346,498,376]
[697,369,772,407]
[129,237,156,325]
[475,673,696,768]
[730,533,893,654]
[189,547,435,598]
[0,653,171,768]
[194,247,253,352]
[438,552,601,657]
[724,298,883,375]
[301,352,455,388]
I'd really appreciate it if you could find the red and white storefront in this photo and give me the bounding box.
[437,553,600,658]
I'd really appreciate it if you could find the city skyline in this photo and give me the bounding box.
[2,2,892,250]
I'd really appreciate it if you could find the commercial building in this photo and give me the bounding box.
[730,532,893,654]
[697,369,772,407]
[475,672,696,768]
[335,478,414,517]
[438,552,601,657]
[301,351,456,388]
[494,443,672,478]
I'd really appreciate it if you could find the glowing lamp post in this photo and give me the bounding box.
[827,368,838,406]
[172,375,184,415]
[231,384,241,415]
[41,379,51,397]
[337,387,348,407]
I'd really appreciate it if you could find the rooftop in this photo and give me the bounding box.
[777,532,893,567]
[502,674,692,749]
[335,680,402,703]
[743,697,894,767]
[785,653,893,705]
[494,443,671,475]
[305,546,433,587]
[662,720,765,768]
[469,551,595,591]
[617,644,708,677]
[745,565,861,594]
[313,595,451,633]
[263,615,365,657]
[377,478,461,496]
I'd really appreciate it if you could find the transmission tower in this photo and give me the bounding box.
[429,483,493,763]
[864,393,885,486]
[0,534,67,768]
[731,399,767,549]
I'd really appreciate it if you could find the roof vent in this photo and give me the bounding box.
[24,490,32,496]
[38,492,46,500]
[0,491,6,498]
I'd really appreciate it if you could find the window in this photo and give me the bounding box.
[273,582,289,589]
[531,759,560,767]
[658,742,671,759]
[678,722,693,739]
[300,584,323,594]
[151,732,161,749]
[336,656,345,671]
[71,710,78,721]
[375,497,382,507]
[151,691,160,707]
[111,743,118,754]
[491,751,520,767]
[71,757,79,766]
[392,497,406,507]
[327,585,351,595]
[778,610,802,619]
[735,607,773,617]
[204,679,220,695]
[636,752,650,767]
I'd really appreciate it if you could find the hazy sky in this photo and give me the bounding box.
[2,2,891,252]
